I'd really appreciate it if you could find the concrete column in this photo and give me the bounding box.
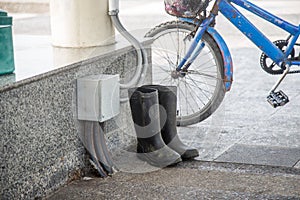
[49,0,115,48]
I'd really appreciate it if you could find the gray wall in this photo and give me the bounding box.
[0,43,151,199]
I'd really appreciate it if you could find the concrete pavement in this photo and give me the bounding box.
[1,0,300,198]
[47,161,300,199]
[48,0,300,198]
[119,0,300,169]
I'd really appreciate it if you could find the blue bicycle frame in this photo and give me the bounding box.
[178,0,300,91]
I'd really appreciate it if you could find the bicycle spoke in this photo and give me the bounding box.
[184,79,207,107]
[188,70,222,81]
[154,45,176,72]
[187,74,218,97]
[152,48,176,69]
[179,79,197,115]
[176,79,183,118]
[147,21,225,125]
[158,74,173,85]
[185,75,211,102]
[185,75,216,91]
[193,57,216,71]
[170,32,181,65]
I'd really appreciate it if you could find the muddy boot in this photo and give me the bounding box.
[142,85,199,160]
[128,87,182,167]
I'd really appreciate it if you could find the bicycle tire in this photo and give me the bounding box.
[145,21,225,126]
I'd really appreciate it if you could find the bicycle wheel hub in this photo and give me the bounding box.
[171,70,185,79]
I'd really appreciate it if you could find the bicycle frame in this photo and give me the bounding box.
[220,0,300,66]
[178,0,300,89]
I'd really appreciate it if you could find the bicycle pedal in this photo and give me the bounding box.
[267,90,289,108]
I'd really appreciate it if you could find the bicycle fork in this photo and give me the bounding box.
[176,16,216,74]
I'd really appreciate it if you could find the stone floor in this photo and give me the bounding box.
[47,161,300,200]
[1,0,300,199]
[177,47,300,169]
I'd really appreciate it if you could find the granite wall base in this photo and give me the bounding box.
[0,43,152,199]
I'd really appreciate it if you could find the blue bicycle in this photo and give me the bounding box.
[146,0,300,126]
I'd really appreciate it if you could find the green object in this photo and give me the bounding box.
[0,9,15,75]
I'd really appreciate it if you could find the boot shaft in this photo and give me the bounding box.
[128,87,160,134]
[140,85,199,160]
[128,87,165,151]
[140,85,178,143]
[128,87,182,165]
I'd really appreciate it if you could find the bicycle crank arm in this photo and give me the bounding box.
[267,66,290,108]
[269,66,290,93]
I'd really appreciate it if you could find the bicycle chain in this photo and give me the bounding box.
[289,46,300,74]
[287,69,300,74]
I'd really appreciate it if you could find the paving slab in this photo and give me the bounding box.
[46,161,300,200]
[176,46,300,167]
[1,0,300,198]
[215,144,300,167]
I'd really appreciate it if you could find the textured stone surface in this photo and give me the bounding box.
[46,161,300,200]
[2,0,299,198]
[0,42,152,199]
[176,48,300,167]
[0,74,15,88]
[215,144,300,167]
[295,161,300,169]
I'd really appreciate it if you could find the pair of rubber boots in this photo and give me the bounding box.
[128,85,199,167]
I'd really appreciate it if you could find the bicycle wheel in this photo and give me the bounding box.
[145,21,225,126]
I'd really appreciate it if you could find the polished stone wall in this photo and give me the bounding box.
[0,42,151,199]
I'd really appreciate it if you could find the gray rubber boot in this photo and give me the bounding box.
[141,85,199,160]
[128,87,182,167]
